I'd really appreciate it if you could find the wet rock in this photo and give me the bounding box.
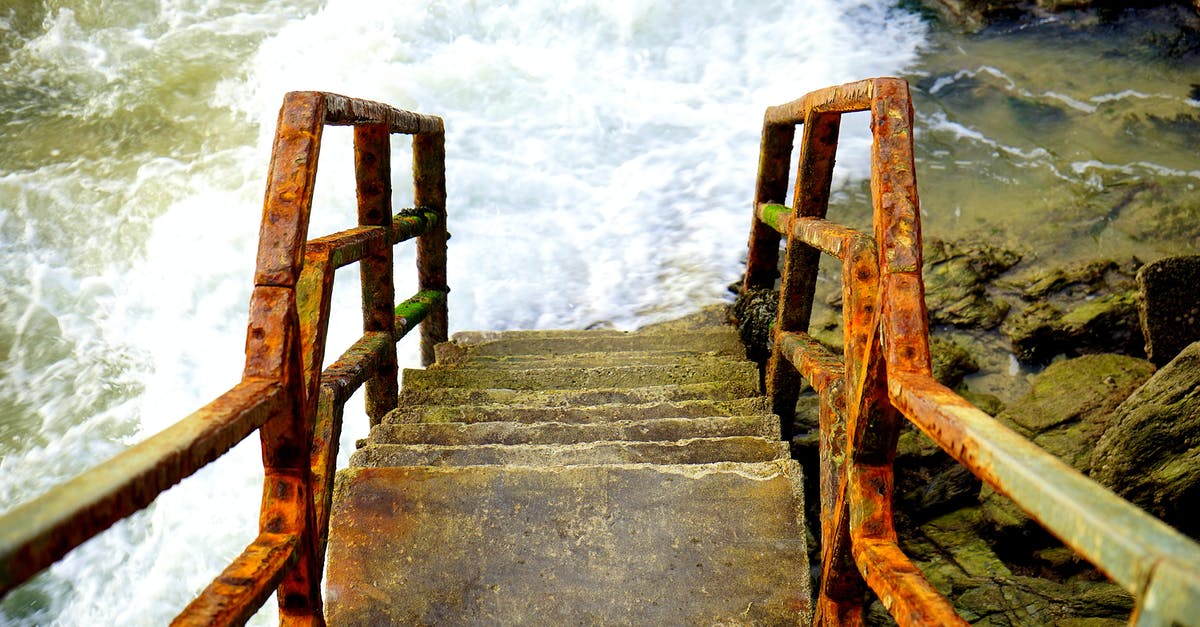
[931,335,981,389]
[1090,341,1200,538]
[980,354,1154,540]
[1001,293,1142,364]
[1137,255,1200,366]
[1000,258,1143,364]
[954,576,1132,626]
[923,238,1021,329]
[731,287,777,363]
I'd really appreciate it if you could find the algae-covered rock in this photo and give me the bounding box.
[931,334,981,389]
[1000,258,1144,363]
[1002,292,1142,364]
[981,354,1154,539]
[1090,341,1200,538]
[923,238,1021,329]
[732,287,777,363]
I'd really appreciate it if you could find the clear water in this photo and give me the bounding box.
[0,1,927,624]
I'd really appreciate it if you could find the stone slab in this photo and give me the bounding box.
[436,328,745,360]
[402,360,758,391]
[366,414,780,447]
[435,349,745,369]
[350,437,790,468]
[383,397,771,425]
[326,463,811,625]
[396,381,760,407]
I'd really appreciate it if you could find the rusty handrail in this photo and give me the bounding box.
[0,91,448,626]
[744,77,1200,626]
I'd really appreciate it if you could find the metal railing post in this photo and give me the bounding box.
[355,123,399,426]
[414,129,448,366]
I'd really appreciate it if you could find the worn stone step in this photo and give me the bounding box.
[402,360,758,391]
[434,348,744,369]
[365,414,780,447]
[326,461,810,625]
[384,397,771,425]
[350,436,790,467]
[396,380,760,407]
[435,328,745,360]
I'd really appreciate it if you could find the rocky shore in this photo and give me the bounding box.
[916,0,1200,33]
[736,249,1199,624]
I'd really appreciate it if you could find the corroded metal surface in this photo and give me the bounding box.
[414,129,448,366]
[0,378,281,597]
[749,77,1200,626]
[0,91,449,624]
[355,123,398,426]
[173,533,298,626]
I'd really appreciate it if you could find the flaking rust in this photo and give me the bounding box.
[0,91,449,627]
[746,77,1200,626]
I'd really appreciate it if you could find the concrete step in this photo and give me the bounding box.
[396,380,760,407]
[435,328,745,361]
[350,436,790,467]
[326,461,811,625]
[365,414,781,447]
[434,348,744,369]
[383,397,771,425]
[402,360,758,391]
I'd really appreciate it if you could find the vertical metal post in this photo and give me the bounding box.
[355,124,398,426]
[743,119,794,291]
[414,130,448,366]
[765,110,841,427]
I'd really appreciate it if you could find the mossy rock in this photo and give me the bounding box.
[1090,341,1200,538]
[1002,292,1142,364]
[982,354,1154,542]
[923,238,1021,329]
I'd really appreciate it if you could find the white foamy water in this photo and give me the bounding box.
[0,1,928,624]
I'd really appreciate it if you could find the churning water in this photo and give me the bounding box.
[1,1,927,623]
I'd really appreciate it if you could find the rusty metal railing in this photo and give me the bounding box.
[744,77,1200,626]
[0,91,448,625]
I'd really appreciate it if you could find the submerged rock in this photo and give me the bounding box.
[1090,341,1200,538]
[1001,259,1143,364]
[923,238,1021,329]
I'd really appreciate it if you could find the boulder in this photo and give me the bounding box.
[980,354,1155,540]
[1137,255,1200,366]
[1089,341,1200,538]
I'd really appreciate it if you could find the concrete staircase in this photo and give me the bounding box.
[325,307,812,625]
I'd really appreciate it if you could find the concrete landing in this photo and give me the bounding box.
[325,306,812,625]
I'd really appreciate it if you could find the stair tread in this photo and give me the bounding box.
[383,397,771,425]
[326,461,810,624]
[402,360,758,391]
[350,436,790,467]
[397,380,760,407]
[365,414,781,446]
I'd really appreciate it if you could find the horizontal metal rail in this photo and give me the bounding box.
[745,77,1200,626]
[0,91,449,626]
[0,378,283,595]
